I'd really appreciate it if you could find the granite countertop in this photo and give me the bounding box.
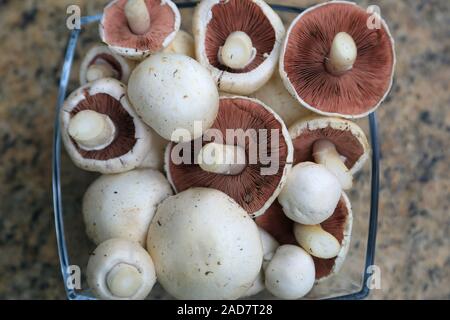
[0,0,448,299]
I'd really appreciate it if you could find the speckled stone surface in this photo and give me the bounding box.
[0,0,448,299]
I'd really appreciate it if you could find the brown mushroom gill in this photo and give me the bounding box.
[167,98,289,215]
[292,127,364,169]
[255,200,297,245]
[283,3,394,115]
[205,0,276,73]
[256,198,349,280]
[70,92,136,160]
[102,0,176,52]
[88,53,123,80]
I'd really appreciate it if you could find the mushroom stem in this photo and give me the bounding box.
[197,142,246,175]
[125,0,151,35]
[68,110,116,151]
[86,64,116,82]
[325,32,357,75]
[313,139,353,190]
[293,224,341,259]
[218,31,256,69]
[106,263,143,298]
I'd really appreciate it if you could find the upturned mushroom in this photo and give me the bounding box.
[165,96,293,217]
[279,1,395,118]
[87,238,156,300]
[242,227,279,297]
[163,29,195,58]
[100,0,181,60]
[128,53,219,142]
[146,188,263,300]
[251,70,311,127]
[256,193,353,283]
[193,0,285,94]
[79,44,135,85]
[264,245,315,299]
[82,169,173,246]
[289,115,370,190]
[278,162,342,225]
[60,78,151,174]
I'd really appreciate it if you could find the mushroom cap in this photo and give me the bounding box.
[79,44,135,85]
[279,1,395,118]
[146,188,263,300]
[165,96,293,217]
[127,53,219,142]
[251,70,312,127]
[87,238,156,300]
[278,162,342,225]
[256,193,353,282]
[289,115,370,175]
[82,169,173,246]
[193,0,285,95]
[99,0,181,61]
[264,245,315,299]
[60,78,151,174]
[163,29,195,58]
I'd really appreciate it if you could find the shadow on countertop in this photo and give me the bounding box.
[0,0,448,299]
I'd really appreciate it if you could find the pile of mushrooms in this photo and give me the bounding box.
[59,0,394,300]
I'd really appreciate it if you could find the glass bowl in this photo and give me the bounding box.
[52,1,380,300]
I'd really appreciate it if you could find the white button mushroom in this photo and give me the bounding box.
[128,53,219,142]
[165,96,294,218]
[193,0,286,95]
[60,78,152,174]
[87,238,156,300]
[242,227,279,298]
[279,2,395,118]
[293,224,341,259]
[83,169,173,246]
[147,188,263,300]
[264,245,315,299]
[278,162,342,225]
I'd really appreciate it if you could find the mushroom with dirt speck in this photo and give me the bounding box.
[278,162,342,225]
[128,53,219,142]
[147,188,263,299]
[264,245,315,299]
[83,169,172,246]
